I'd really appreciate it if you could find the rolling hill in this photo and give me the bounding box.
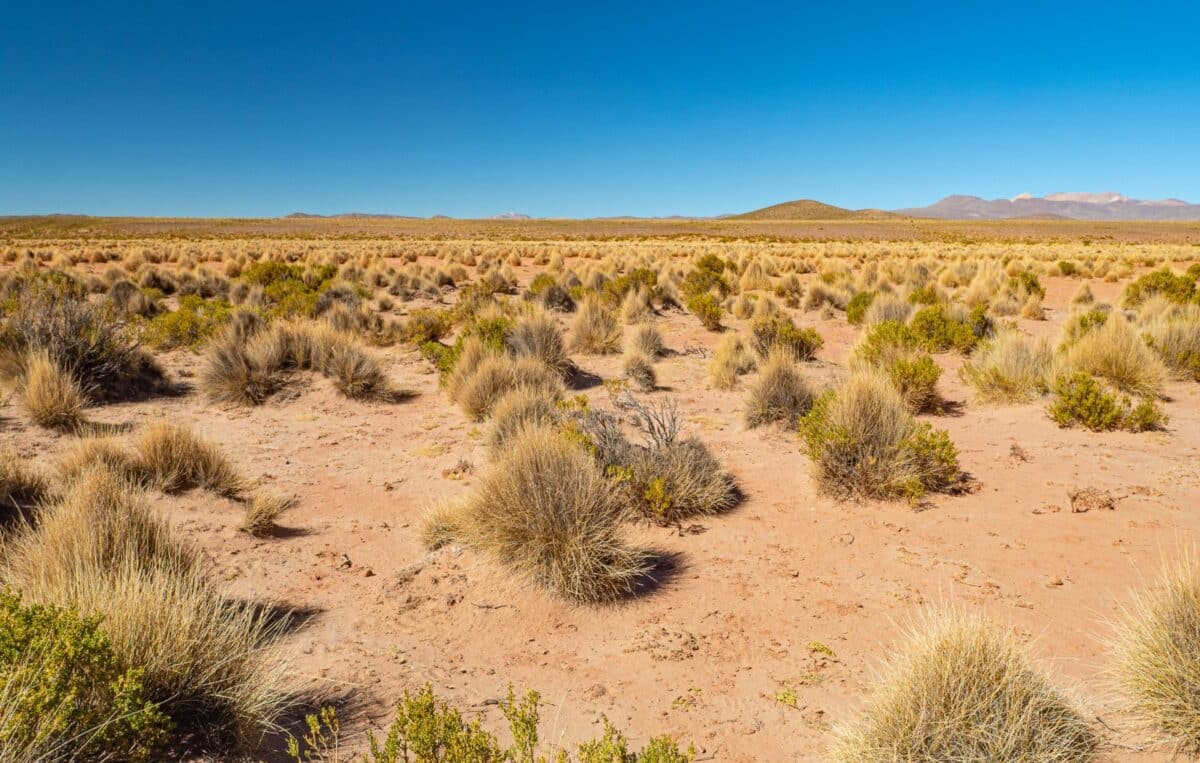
[732,199,897,221]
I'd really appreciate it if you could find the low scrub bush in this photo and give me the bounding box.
[506,311,571,376]
[623,350,657,391]
[685,292,723,331]
[288,684,693,762]
[0,589,168,761]
[851,322,941,413]
[1142,312,1200,381]
[0,275,165,402]
[750,313,822,360]
[908,303,991,353]
[0,448,48,525]
[143,295,233,349]
[1048,372,1167,432]
[831,609,1098,762]
[800,372,959,501]
[1124,268,1197,308]
[452,355,563,421]
[845,290,875,325]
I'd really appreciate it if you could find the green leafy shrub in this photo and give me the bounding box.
[1059,308,1109,347]
[686,292,723,331]
[846,291,875,325]
[907,285,939,305]
[908,304,990,353]
[400,308,455,344]
[799,372,959,501]
[750,313,822,360]
[1058,260,1079,276]
[1047,372,1167,432]
[602,268,659,305]
[0,589,168,761]
[1008,270,1045,298]
[1124,268,1197,307]
[289,684,693,763]
[144,295,233,349]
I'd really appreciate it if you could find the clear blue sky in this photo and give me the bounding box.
[3,1,1199,218]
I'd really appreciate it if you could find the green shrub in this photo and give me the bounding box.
[1058,260,1079,276]
[686,293,723,331]
[0,589,168,760]
[846,291,875,325]
[799,373,959,501]
[1047,372,1167,432]
[400,308,454,344]
[884,354,942,414]
[1009,270,1045,298]
[750,313,822,360]
[908,304,990,353]
[602,268,659,305]
[289,684,693,763]
[1059,308,1109,347]
[143,295,233,349]
[1124,268,1196,307]
[907,285,939,305]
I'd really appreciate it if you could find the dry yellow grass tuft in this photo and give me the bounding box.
[18,350,86,430]
[452,425,651,603]
[1112,552,1200,755]
[831,608,1099,762]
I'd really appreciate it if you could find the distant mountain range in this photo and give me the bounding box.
[895,193,1200,221]
[282,193,1200,222]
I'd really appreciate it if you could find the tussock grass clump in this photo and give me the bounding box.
[623,351,657,391]
[242,492,295,537]
[959,330,1053,403]
[800,372,959,501]
[863,293,912,325]
[707,333,756,390]
[1059,313,1167,397]
[17,349,86,430]
[453,355,563,420]
[485,386,561,457]
[831,609,1099,762]
[134,422,249,497]
[202,320,394,404]
[627,322,664,357]
[506,311,571,376]
[569,296,622,354]
[1112,553,1200,755]
[744,350,814,428]
[451,426,651,603]
[0,468,289,749]
[1142,310,1200,381]
[0,447,49,524]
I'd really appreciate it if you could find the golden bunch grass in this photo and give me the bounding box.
[831,608,1099,762]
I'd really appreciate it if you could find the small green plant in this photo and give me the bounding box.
[908,304,990,353]
[907,285,939,305]
[1047,372,1167,432]
[1124,268,1197,307]
[1058,260,1078,276]
[143,295,233,349]
[686,292,723,331]
[0,589,169,760]
[846,291,875,325]
[401,308,455,344]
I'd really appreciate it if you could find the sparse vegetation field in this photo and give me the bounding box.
[1,214,1199,759]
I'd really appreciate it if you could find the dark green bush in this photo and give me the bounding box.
[908,304,990,353]
[686,293,723,331]
[846,291,875,325]
[0,589,168,760]
[907,285,939,305]
[1058,260,1078,276]
[1123,268,1197,307]
[143,295,233,349]
[1048,372,1167,432]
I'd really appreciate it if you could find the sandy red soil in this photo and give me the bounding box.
[6,272,1197,761]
